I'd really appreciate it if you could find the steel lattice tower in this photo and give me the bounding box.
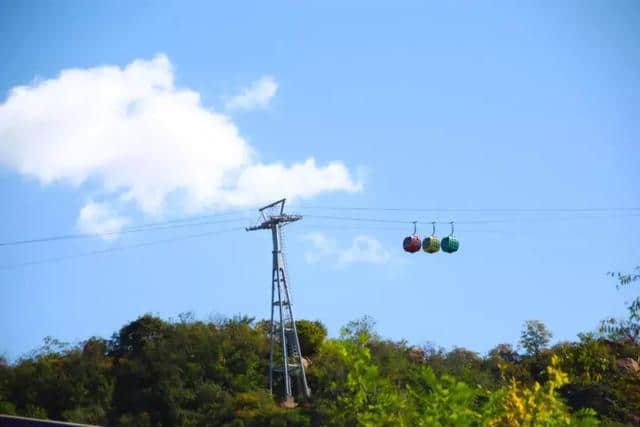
[246,199,311,405]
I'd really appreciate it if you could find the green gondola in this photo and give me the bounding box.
[441,236,459,253]
[441,222,459,253]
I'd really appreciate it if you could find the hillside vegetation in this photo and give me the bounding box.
[1,268,638,426]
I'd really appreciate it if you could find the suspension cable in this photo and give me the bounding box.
[0,227,244,270]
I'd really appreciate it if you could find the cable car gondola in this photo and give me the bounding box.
[422,222,440,253]
[403,221,421,253]
[441,222,459,254]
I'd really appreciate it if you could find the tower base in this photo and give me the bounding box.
[279,396,298,409]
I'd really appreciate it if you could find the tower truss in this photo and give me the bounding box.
[246,199,311,405]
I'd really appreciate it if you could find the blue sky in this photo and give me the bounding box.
[1,1,639,361]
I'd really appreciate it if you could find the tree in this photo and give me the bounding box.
[600,266,640,343]
[0,356,16,415]
[488,343,519,364]
[340,315,379,341]
[429,347,495,390]
[520,320,553,355]
[309,332,410,426]
[295,320,327,357]
[0,310,629,424]
[408,366,481,426]
[483,355,598,426]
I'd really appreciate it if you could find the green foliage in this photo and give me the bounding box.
[520,320,553,356]
[482,355,594,426]
[609,266,640,288]
[489,343,519,364]
[321,333,408,426]
[1,312,638,425]
[553,334,640,424]
[108,314,270,425]
[555,335,614,385]
[426,346,496,390]
[4,335,113,424]
[600,266,640,343]
[295,320,327,357]
[309,325,595,426]
[0,356,15,415]
[407,366,481,426]
[340,315,379,341]
[230,391,310,427]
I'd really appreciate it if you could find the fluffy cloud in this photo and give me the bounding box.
[303,232,338,264]
[0,55,360,233]
[303,232,392,267]
[76,202,130,238]
[338,235,392,265]
[225,75,278,112]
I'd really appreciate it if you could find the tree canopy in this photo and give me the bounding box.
[1,267,638,426]
[520,320,553,356]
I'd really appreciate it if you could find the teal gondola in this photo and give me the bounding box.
[441,222,459,254]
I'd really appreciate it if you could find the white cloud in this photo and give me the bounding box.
[225,75,278,112]
[338,235,392,266]
[76,202,129,238]
[0,55,361,233]
[303,232,392,267]
[303,232,338,264]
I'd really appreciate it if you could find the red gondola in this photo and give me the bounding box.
[403,221,421,253]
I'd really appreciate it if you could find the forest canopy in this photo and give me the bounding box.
[1,268,639,426]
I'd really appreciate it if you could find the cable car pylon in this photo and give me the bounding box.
[246,199,311,407]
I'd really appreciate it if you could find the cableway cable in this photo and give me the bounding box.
[0,227,244,271]
[303,213,640,226]
[0,217,247,247]
[298,206,640,213]
[3,210,638,248]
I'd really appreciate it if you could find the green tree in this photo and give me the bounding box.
[407,366,481,426]
[108,314,270,425]
[340,315,379,341]
[311,332,410,426]
[0,356,16,415]
[483,356,598,426]
[295,320,327,357]
[230,391,310,426]
[520,320,553,356]
[436,347,494,390]
[600,266,640,343]
[0,309,634,425]
[488,343,519,364]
